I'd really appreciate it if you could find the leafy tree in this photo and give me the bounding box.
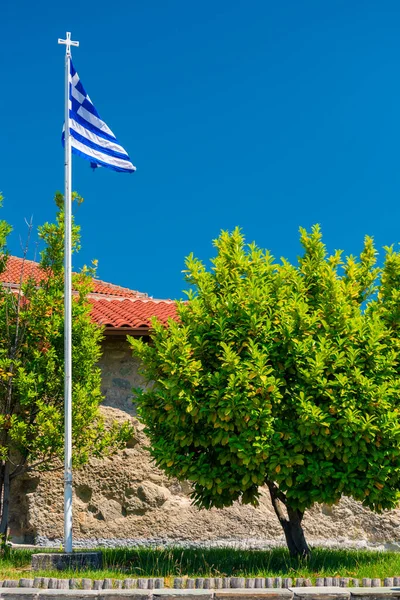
[131,226,400,558]
[0,192,131,538]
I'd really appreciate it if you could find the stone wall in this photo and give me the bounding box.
[97,336,146,415]
[9,336,400,547]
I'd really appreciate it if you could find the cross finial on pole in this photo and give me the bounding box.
[58,31,79,56]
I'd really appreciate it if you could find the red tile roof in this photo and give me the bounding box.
[89,298,177,329]
[0,256,145,298]
[1,256,177,332]
[0,255,44,285]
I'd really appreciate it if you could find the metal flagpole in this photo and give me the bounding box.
[58,31,79,554]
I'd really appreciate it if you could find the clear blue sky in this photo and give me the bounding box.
[1,1,400,299]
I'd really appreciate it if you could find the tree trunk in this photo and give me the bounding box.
[267,481,310,558]
[0,461,10,536]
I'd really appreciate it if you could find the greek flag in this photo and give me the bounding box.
[62,61,136,173]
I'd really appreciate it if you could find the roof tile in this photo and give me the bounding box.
[89,298,176,328]
[1,256,177,330]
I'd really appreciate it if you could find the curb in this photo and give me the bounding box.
[1,587,400,599]
[1,579,400,590]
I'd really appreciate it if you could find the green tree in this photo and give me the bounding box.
[130,226,400,558]
[0,192,131,538]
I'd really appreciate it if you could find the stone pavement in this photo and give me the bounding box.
[2,587,400,600]
[3,578,400,591]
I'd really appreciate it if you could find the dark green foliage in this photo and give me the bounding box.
[130,226,400,556]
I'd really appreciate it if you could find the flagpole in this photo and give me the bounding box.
[57,34,132,551]
[58,31,79,554]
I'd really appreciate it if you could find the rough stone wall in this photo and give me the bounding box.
[97,337,146,415]
[9,336,400,547]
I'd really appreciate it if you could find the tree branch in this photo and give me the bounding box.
[266,480,287,505]
[267,481,288,526]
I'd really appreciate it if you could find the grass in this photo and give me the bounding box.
[2,546,400,583]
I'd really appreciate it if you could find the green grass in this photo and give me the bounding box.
[2,546,400,583]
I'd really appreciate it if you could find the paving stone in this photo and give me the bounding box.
[214,578,223,589]
[123,579,137,589]
[196,579,205,589]
[103,579,113,590]
[255,578,265,589]
[283,579,293,589]
[3,581,18,588]
[114,581,123,589]
[350,590,400,597]
[372,580,382,588]
[332,578,340,587]
[204,579,214,589]
[266,579,275,589]
[147,579,155,589]
[352,580,360,588]
[230,578,245,589]
[296,579,305,588]
[138,579,148,590]
[18,579,34,588]
[57,579,69,589]
[315,579,324,587]
[98,594,151,600]
[275,578,283,589]
[81,578,92,590]
[32,578,42,589]
[394,578,400,587]
[153,594,212,600]
[0,593,39,600]
[173,579,183,590]
[186,580,195,589]
[154,579,164,589]
[48,579,58,590]
[340,579,350,588]
[290,588,350,599]
[69,579,80,589]
[31,551,102,571]
[384,579,394,588]
[363,579,372,588]
[325,579,333,587]
[246,579,255,589]
[303,580,312,588]
[222,579,231,589]
[93,580,104,590]
[214,591,293,600]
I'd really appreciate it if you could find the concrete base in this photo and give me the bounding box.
[31,551,102,571]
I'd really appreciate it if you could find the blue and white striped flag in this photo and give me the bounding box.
[62,60,136,173]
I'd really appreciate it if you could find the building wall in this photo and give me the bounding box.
[97,336,145,415]
[8,335,400,547]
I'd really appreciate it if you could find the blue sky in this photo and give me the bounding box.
[1,0,400,299]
